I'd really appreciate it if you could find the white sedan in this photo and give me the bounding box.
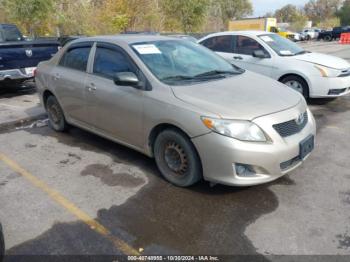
[198,31,350,98]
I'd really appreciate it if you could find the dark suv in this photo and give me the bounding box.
[318,26,350,41]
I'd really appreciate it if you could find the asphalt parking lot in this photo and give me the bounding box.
[0,41,350,259]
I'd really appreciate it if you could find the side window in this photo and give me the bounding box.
[93,46,135,79]
[201,35,233,53]
[235,36,268,56]
[59,46,91,71]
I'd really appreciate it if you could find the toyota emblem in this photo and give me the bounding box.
[296,113,305,126]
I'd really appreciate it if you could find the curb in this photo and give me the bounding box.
[0,113,47,132]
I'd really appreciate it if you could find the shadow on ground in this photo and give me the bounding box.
[2,124,296,257]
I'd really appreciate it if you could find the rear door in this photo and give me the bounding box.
[85,42,144,147]
[51,42,93,125]
[231,35,274,77]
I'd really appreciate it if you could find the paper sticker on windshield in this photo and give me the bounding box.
[133,44,161,54]
[280,50,293,55]
[261,36,274,42]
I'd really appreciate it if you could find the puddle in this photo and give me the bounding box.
[81,164,146,188]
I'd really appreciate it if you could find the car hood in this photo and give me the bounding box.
[171,71,302,120]
[294,52,350,70]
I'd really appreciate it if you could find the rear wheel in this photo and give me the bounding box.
[46,95,68,132]
[280,75,309,99]
[154,129,202,187]
[324,35,332,41]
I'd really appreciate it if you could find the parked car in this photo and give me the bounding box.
[0,223,4,261]
[36,36,316,187]
[301,28,320,40]
[292,32,305,42]
[318,26,350,41]
[199,31,350,98]
[0,24,60,86]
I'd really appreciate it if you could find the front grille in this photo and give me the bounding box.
[280,156,300,170]
[328,88,347,95]
[273,111,308,138]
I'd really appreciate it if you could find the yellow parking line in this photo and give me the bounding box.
[0,153,140,256]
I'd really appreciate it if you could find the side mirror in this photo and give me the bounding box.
[253,50,269,59]
[114,72,141,88]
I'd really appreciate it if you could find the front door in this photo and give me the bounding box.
[231,35,274,77]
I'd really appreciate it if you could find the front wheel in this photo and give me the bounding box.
[280,75,309,99]
[154,129,202,187]
[46,95,68,132]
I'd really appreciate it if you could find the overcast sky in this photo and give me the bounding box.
[252,0,308,16]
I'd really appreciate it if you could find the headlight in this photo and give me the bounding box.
[201,117,267,142]
[314,65,340,77]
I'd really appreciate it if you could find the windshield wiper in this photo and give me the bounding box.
[161,75,194,81]
[294,50,310,56]
[194,70,238,78]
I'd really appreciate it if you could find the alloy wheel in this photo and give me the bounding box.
[284,80,304,94]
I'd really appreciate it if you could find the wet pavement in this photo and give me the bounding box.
[0,42,349,258]
[0,81,45,129]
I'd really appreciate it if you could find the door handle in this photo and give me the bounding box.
[86,82,97,91]
[233,56,243,60]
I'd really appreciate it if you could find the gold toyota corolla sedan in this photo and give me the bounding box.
[35,35,316,187]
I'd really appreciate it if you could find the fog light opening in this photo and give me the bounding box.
[235,164,256,177]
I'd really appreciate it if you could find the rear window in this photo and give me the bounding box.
[0,25,23,42]
[201,35,233,53]
[59,47,91,72]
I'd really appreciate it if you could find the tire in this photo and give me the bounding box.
[324,35,332,41]
[45,95,68,132]
[154,129,202,187]
[280,75,309,99]
[0,223,4,261]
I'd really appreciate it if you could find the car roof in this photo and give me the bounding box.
[71,35,178,45]
[201,31,272,39]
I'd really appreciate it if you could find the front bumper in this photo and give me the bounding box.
[309,75,350,98]
[192,105,316,186]
[0,68,34,82]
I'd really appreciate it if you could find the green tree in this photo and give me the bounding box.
[337,0,350,26]
[289,14,308,31]
[161,0,210,33]
[317,16,340,29]
[2,0,54,36]
[214,0,253,26]
[275,4,300,23]
[54,0,94,36]
[304,0,342,25]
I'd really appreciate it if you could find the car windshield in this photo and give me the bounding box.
[131,40,243,85]
[259,34,307,56]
